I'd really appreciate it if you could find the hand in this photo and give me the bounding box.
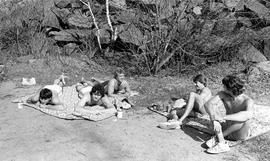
[60,73,69,85]
[213,120,222,133]
[215,115,225,123]
[39,104,47,109]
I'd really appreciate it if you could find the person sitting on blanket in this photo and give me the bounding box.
[26,74,67,109]
[163,74,212,129]
[105,67,131,101]
[204,75,254,154]
[73,83,116,116]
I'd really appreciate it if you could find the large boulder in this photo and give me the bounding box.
[238,43,267,64]
[213,13,237,36]
[117,23,144,46]
[141,0,176,19]
[68,11,93,28]
[42,0,61,29]
[96,0,126,9]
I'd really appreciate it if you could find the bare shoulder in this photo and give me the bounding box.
[108,78,117,85]
[241,94,254,103]
[203,87,211,93]
[121,80,129,86]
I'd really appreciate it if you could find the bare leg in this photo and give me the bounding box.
[178,92,205,124]
[205,103,226,143]
[168,109,179,121]
[223,122,250,141]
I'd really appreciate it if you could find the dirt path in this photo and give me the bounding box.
[0,81,256,161]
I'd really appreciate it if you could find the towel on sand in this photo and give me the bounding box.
[148,103,270,146]
[13,85,117,121]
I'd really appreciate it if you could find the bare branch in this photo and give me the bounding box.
[106,0,115,40]
[80,0,102,50]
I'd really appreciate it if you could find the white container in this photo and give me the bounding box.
[117,111,123,119]
[18,103,24,109]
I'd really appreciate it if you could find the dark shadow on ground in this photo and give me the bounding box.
[182,126,211,145]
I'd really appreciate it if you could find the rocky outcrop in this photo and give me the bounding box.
[239,43,267,64]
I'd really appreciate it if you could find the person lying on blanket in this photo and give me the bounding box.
[73,83,115,116]
[76,68,132,109]
[163,74,212,129]
[26,74,67,109]
[75,77,101,98]
[204,75,254,154]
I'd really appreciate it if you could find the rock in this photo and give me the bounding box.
[113,9,136,24]
[42,0,60,29]
[238,43,267,64]
[110,0,126,9]
[54,0,81,9]
[96,0,126,9]
[97,28,111,44]
[209,2,225,12]
[244,0,270,21]
[198,35,227,52]
[201,20,215,36]
[193,6,202,15]
[223,0,241,8]
[51,7,72,27]
[237,17,252,27]
[256,61,270,73]
[213,13,237,36]
[68,11,93,28]
[49,31,77,42]
[117,23,144,46]
[263,39,270,60]
[63,43,77,55]
[141,0,175,19]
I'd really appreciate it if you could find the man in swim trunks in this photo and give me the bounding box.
[163,74,212,129]
[204,75,254,154]
[104,68,131,100]
[26,74,67,109]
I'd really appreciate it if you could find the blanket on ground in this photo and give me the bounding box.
[13,85,117,121]
[148,103,270,146]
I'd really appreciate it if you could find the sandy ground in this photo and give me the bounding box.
[0,81,257,161]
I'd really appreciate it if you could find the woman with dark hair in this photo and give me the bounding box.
[74,83,115,115]
[204,75,254,154]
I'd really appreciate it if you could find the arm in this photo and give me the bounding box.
[107,79,119,98]
[223,99,254,122]
[116,81,131,98]
[204,92,224,121]
[76,94,90,109]
[26,88,43,104]
[26,93,40,104]
[51,91,63,106]
[199,87,211,101]
[53,74,68,87]
[101,96,115,109]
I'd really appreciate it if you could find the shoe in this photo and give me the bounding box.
[158,121,181,130]
[206,142,230,154]
[205,136,218,148]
